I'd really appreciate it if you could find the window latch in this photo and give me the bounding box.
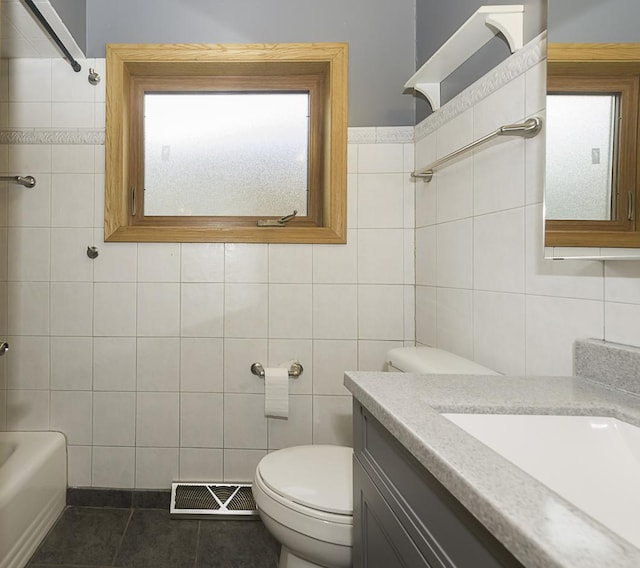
[130,186,136,216]
[257,210,298,227]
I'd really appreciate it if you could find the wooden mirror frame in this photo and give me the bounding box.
[545,43,640,248]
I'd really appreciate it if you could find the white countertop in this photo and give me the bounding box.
[344,372,640,568]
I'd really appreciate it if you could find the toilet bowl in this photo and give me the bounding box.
[253,445,353,568]
[253,346,499,568]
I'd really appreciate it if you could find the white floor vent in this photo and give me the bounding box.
[170,482,258,519]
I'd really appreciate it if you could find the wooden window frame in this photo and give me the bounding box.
[545,43,640,247]
[105,43,348,243]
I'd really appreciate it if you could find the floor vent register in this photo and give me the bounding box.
[170,483,258,519]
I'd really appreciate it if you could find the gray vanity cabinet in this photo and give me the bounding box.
[352,401,523,568]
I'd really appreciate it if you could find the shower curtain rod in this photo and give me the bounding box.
[411,117,542,182]
[23,0,81,72]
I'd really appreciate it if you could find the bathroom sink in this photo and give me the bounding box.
[442,413,640,549]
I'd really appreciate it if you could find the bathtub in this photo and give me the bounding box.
[0,432,67,568]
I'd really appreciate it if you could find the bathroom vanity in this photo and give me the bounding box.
[352,400,522,567]
[345,370,640,568]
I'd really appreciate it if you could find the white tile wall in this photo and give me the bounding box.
[180,338,224,392]
[50,282,93,336]
[136,392,180,447]
[0,58,415,488]
[92,391,136,447]
[414,54,640,378]
[12,47,638,490]
[179,448,223,482]
[357,229,404,284]
[92,446,135,488]
[474,208,525,293]
[136,338,180,392]
[136,283,180,337]
[7,335,49,389]
[93,337,136,391]
[473,138,525,215]
[267,395,313,450]
[135,447,179,489]
[51,336,92,390]
[180,283,224,337]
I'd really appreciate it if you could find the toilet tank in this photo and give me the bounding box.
[386,346,499,375]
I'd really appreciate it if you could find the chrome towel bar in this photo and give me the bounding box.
[0,176,36,188]
[251,361,303,379]
[411,117,542,182]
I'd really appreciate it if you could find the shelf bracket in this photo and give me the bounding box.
[405,5,524,110]
[485,12,524,53]
[412,83,440,111]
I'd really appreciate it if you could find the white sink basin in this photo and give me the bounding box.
[443,413,640,549]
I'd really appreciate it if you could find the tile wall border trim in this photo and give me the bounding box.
[0,127,106,145]
[414,32,546,142]
[348,126,414,144]
[1,126,413,146]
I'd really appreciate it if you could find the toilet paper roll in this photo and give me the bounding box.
[264,367,289,419]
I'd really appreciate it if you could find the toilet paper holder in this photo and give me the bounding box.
[251,361,303,379]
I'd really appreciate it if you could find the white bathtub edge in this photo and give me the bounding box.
[0,431,67,568]
[1,488,66,568]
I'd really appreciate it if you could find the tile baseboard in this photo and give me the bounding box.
[67,487,171,509]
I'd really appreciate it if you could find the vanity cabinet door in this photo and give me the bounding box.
[353,401,524,568]
[353,456,435,568]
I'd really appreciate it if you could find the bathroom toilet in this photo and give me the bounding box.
[386,345,499,375]
[253,445,353,568]
[253,346,499,568]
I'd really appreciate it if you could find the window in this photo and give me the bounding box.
[105,43,348,243]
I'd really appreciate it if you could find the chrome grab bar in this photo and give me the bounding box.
[411,117,542,182]
[0,176,36,188]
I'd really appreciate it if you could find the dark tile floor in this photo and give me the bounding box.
[27,506,279,568]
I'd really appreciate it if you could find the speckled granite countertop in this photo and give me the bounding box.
[344,372,640,568]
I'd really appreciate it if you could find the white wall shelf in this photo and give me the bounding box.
[405,5,524,110]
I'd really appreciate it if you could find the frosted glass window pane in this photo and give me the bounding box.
[545,94,617,221]
[144,93,309,217]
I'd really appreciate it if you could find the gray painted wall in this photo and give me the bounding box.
[415,0,546,121]
[85,0,416,127]
[549,0,640,42]
[51,0,86,53]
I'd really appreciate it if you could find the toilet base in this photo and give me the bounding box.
[280,546,325,568]
[258,508,351,568]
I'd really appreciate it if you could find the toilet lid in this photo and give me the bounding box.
[257,445,353,515]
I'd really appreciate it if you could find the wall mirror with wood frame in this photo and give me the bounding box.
[544,43,640,253]
[545,43,640,249]
[105,42,348,243]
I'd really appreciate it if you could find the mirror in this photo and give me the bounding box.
[544,0,640,258]
[546,93,617,221]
